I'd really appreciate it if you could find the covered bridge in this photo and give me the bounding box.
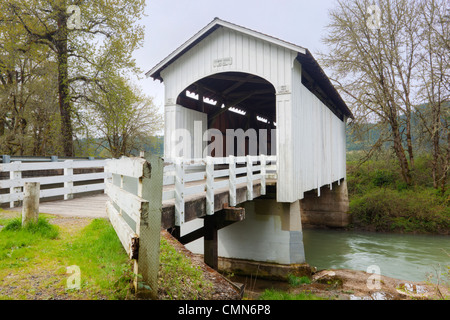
[146,18,353,274]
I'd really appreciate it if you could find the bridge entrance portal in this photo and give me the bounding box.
[173,71,277,159]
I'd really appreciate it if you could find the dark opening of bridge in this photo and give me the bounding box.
[176,72,276,157]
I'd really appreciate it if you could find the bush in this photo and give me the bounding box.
[349,188,449,233]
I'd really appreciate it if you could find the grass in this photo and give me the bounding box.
[0,213,216,300]
[0,215,133,300]
[259,289,325,300]
[158,236,213,300]
[287,274,311,286]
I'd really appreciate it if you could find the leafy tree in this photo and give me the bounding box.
[84,74,163,158]
[0,15,61,155]
[0,0,146,156]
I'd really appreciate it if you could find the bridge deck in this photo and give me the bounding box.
[9,178,276,229]
[161,178,276,229]
[8,194,109,219]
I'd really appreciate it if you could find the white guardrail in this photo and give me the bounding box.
[0,155,277,225]
[0,160,108,208]
[162,155,277,225]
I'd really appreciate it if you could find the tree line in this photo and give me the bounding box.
[0,0,162,158]
[320,0,449,192]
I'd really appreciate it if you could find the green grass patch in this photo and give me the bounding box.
[259,289,325,300]
[58,219,133,299]
[287,274,311,286]
[0,217,133,300]
[158,237,213,300]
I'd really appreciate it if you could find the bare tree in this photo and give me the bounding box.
[416,0,449,192]
[319,0,435,185]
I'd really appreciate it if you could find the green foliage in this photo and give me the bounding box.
[159,237,213,300]
[259,289,325,300]
[287,274,311,286]
[347,155,449,234]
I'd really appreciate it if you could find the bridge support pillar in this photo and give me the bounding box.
[215,198,309,279]
[204,215,218,270]
[300,179,350,228]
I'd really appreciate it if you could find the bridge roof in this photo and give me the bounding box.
[146,17,353,119]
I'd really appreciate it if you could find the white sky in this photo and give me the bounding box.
[133,0,339,114]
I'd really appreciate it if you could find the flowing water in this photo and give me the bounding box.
[303,228,450,282]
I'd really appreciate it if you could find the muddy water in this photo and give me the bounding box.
[303,228,450,282]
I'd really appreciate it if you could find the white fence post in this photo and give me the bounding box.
[260,154,266,196]
[10,162,21,208]
[246,155,253,201]
[228,155,236,207]
[64,160,74,200]
[174,157,185,226]
[206,156,214,215]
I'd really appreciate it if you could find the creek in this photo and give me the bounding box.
[303,228,450,282]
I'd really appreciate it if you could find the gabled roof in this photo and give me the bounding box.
[146,18,353,119]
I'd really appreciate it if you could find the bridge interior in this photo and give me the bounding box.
[176,71,277,156]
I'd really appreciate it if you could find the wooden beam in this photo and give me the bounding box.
[222,203,245,221]
[208,74,269,84]
[204,215,218,269]
[208,89,272,125]
[176,204,245,245]
[222,74,255,95]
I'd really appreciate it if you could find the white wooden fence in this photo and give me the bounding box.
[163,155,276,225]
[0,160,108,208]
[105,155,163,299]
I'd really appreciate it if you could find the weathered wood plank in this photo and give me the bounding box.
[106,200,138,259]
[0,160,106,172]
[105,157,146,178]
[0,183,105,203]
[160,181,264,229]
[105,182,148,223]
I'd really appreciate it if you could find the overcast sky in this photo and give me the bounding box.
[133,0,339,111]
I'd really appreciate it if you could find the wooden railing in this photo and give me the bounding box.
[162,155,276,225]
[104,155,163,299]
[0,159,108,208]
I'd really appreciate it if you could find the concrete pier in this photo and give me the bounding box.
[300,179,350,228]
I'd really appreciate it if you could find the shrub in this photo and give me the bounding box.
[349,188,449,233]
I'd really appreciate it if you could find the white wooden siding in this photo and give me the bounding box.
[160,27,347,204]
[164,105,207,159]
[161,27,298,103]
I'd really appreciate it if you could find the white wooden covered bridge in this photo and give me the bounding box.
[145,18,353,276]
[0,18,353,283]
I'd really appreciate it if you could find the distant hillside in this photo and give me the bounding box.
[74,135,164,158]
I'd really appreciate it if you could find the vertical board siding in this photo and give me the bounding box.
[276,61,346,202]
[161,27,297,102]
[165,105,207,159]
[160,27,346,204]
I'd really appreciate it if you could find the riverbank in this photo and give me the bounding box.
[231,268,449,300]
